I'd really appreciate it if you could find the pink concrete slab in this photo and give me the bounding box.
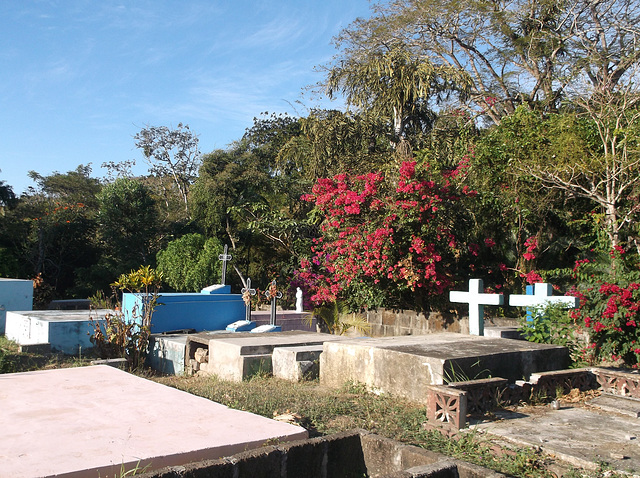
[0,365,307,478]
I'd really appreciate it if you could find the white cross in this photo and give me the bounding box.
[449,279,504,336]
[218,244,232,285]
[509,283,579,309]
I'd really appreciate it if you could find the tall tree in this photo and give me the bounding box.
[278,109,391,178]
[3,165,103,297]
[326,47,471,151]
[0,178,17,212]
[156,233,222,292]
[134,123,201,217]
[97,178,159,273]
[334,0,640,123]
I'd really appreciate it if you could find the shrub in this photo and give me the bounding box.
[90,265,162,369]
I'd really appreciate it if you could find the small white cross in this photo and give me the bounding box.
[449,279,504,336]
[509,283,579,309]
[218,244,233,285]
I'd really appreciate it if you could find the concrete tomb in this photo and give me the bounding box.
[186,331,352,381]
[0,278,33,334]
[449,278,504,336]
[146,311,317,376]
[147,333,189,375]
[320,333,569,405]
[122,285,245,334]
[4,309,110,354]
[272,344,323,381]
[0,365,307,478]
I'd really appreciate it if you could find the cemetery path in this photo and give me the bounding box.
[470,398,640,474]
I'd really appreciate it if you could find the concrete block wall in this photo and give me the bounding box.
[137,429,504,478]
[366,308,467,337]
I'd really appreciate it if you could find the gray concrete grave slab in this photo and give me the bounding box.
[472,405,640,473]
[196,331,353,381]
[0,365,307,478]
[588,394,640,418]
[320,333,569,405]
[4,309,111,354]
[272,345,324,381]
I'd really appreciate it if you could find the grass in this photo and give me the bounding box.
[0,337,629,478]
[154,374,558,477]
[0,335,95,373]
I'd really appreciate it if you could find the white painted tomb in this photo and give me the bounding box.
[449,278,504,336]
[0,365,307,478]
[4,309,110,354]
[0,278,33,334]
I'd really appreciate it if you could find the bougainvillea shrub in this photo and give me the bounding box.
[295,158,504,310]
[568,248,640,366]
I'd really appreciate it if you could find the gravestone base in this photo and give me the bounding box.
[320,333,569,405]
[272,345,323,382]
[484,326,523,339]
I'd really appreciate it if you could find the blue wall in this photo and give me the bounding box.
[0,278,33,334]
[122,292,245,333]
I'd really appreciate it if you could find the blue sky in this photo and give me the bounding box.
[0,1,372,194]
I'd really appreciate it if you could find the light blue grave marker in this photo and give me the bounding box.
[509,283,579,319]
[449,278,504,336]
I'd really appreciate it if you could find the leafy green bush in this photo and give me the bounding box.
[156,233,222,291]
[519,304,586,366]
[90,265,162,369]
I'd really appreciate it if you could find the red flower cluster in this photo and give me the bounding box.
[298,160,473,306]
[522,236,537,261]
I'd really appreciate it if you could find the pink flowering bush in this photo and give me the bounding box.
[296,158,500,310]
[568,247,640,366]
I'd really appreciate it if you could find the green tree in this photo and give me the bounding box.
[483,106,640,255]
[3,165,103,298]
[278,109,391,179]
[134,123,201,218]
[326,47,471,151]
[0,178,17,212]
[157,233,222,291]
[191,114,316,289]
[96,178,159,274]
[333,0,640,123]
[27,164,101,207]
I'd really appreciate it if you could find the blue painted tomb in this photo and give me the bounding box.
[122,286,245,333]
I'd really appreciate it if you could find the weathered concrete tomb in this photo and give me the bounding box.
[4,309,111,354]
[138,429,505,478]
[186,331,352,381]
[320,333,569,405]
